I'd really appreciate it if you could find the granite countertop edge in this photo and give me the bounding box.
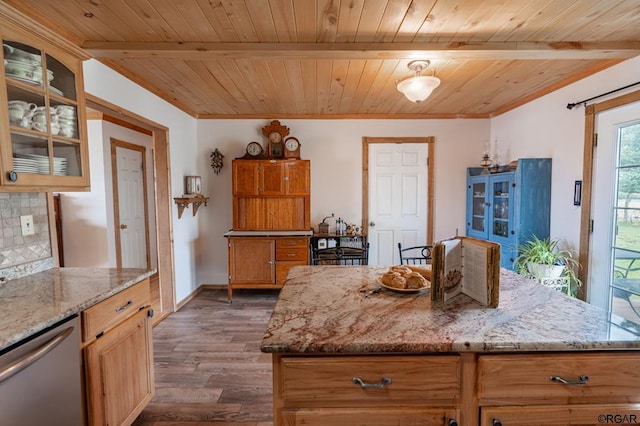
[260,265,640,355]
[0,267,155,351]
[224,229,314,237]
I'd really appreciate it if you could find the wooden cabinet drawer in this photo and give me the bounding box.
[82,278,151,342]
[279,355,460,404]
[481,404,640,425]
[276,237,309,249]
[276,246,308,261]
[478,353,640,403]
[282,407,459,426]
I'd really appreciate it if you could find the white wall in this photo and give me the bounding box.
[82,59,199,303]
[491,56,640,252]
[61,120,157,270]
[59,119,110,266]
[196,118,490,285]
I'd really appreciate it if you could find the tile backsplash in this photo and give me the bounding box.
[0,192,54,280]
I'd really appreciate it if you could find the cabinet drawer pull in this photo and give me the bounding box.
[492,420,502,426]
[550,374,589,385]
[115,300,133,313]
[352,376,392,389]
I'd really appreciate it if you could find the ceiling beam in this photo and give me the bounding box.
[83,41,640,61]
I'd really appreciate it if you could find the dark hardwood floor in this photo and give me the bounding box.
[133,288,279,426]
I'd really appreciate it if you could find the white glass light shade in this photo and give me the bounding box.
[396,75,441,103]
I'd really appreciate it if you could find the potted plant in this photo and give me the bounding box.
[514,235,582,296]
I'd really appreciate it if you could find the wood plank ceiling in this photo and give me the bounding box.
[5,0,640,118]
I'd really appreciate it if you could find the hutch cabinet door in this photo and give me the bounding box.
[488,173,515,247]
[259,160,285,195]
[467,174,489,240]
[232,160,260,196]
[228,237,275,284]
[284,160,310,195]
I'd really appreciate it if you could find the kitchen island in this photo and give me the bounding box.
[261,266,640,425]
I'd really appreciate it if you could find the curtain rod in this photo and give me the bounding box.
[567,81,640,110]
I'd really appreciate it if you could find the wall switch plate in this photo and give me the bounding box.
[20,215,34,236]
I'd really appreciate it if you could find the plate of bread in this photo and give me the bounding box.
[377,265,431,293]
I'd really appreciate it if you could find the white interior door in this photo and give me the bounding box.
[590,101,640,311]
[114,143,148,268]
[368,143,428,265]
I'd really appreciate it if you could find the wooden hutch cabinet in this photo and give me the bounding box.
[232,159,311,230]
[0,18,90,191]
[227,159,311,300]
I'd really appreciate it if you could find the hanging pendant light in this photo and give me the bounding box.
[396,60,441,103]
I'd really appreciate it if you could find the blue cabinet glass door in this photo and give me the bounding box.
[489,174,515,247]
[467,176,488,240]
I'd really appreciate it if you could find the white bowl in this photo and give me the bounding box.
[3,44,41,65]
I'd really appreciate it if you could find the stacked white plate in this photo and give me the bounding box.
[14,153,67,176]
[53,157,67,176]
[12,157,38,173]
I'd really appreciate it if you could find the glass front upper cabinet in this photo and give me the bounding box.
[1,34,88,190]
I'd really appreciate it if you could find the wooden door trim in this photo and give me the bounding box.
[579,88,640,300]
[362,137,435,245]
[86,93,176,314]
[110,138,151,269]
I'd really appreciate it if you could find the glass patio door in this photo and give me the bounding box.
[610,120,640,333]
[590,101,640,335]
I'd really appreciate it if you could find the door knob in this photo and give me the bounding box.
[369,222,375,227]
[120,224,128,229]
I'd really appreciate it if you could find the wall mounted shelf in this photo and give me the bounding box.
[174,196,209,218]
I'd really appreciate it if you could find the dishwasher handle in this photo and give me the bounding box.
[0,326,74,384]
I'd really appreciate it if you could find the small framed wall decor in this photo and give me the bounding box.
[185,175,202,196]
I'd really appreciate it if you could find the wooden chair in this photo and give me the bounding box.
[311,244,369,266]
[398,243,432,265]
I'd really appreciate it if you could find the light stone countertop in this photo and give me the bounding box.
[261,265,640,354]
[0,267,155,351]
[224,230,313,237]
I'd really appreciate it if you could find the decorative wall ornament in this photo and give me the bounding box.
[210,148,224,174]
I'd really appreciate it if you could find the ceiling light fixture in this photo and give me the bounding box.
[396,60,441,103]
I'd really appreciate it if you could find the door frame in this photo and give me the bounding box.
[110,138,151,269]
[86,93,176,316]
[362,136,435,245]
[580,88,640,301]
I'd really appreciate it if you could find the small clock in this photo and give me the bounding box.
[241,141,264,159]
[284,136,301,159]
[262,120,290,158]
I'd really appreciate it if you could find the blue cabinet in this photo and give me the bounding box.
[466,158,551,270]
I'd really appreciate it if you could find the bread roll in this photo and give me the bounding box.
[405,272,428,289]
[381,271,400,286]
[388,276,407,289]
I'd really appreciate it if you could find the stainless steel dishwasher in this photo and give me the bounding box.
[0,315,83,426]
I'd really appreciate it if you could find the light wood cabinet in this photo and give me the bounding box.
[270,351,640,425]
[227,236,309,300]
[477,352,640,425]
[82,278,154,426]
[232,159,310,230]
[0,21,89,191]
[274,354,461,426]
